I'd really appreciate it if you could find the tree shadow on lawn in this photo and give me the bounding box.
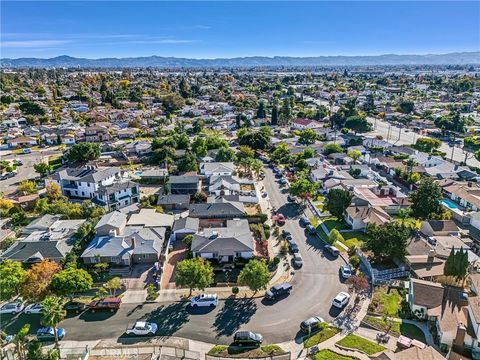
[143,302,190,336]
[212,298,257,338]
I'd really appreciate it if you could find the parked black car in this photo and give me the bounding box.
[233,331,263,346]
[64,301,86,313]
[265,283,292,300]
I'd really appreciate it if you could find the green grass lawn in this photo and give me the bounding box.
[321,217,348,232]
[363,316,426,343]
[369,288,403,317]
[309,217,329,242]
[303,326,340,348]
[336,334,385,355]
[208,344,285,357]
[338,231,367,249]
[312,350,359,360]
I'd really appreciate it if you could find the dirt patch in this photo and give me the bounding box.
[161,241,189,289]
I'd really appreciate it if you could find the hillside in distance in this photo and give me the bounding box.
[2,52,479,68]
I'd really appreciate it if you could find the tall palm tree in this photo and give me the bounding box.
[13,324,30,360]
[239,157,253,177]
[41,295,66,350]
[251,159,263,179]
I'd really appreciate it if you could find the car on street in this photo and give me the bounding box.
[279,178,288,185]
[64,300,86,313]
[282,230,292,240]
[289,241,299,253]
[332,292,351,308]
[24,303,42,315]
[300,316,324,333]
[13,160,23,166]
[261,191,268,198]
[292,253,303,268]
[126,321,158,336]
[265,282,292,300]
[340,265,352,279]
[287,194,296,202]
[190,293,218,308]
[0,302,24,315]
[36,327,65,342]
[300,217,310,226]
[275,172,283,179]
[233,331,263,346]
[22,148,32,154]
[87,297,122,312]
[324,245,340,257]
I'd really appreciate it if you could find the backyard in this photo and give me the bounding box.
[312,350,358,360]
[368,287,405,318]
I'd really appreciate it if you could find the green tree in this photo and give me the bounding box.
[323,143,343,155]
[19,101,45,116]
[0,260,26,301]
[271,143,290,164]
[415,137,441,153]
[237,126,272,150]
[104,277,122,297]
[18,180,38,195]
[176,152,199,173]
[160,93,185,114]
[328,229,344,245]
[175,258,214,296]
[399,99,414,114]
[289,178,318,204]
[41,295,66,350]
[192,137,208,157]
[236,145,255,161]
[183,234,193,249]
[347,150,362,162]
[409,177,444,219]
[344,116,371,134]
[256,101,266,119]
[365,222,410,260]
[444,247,469,283]
[271,104,279,125]
[14,324,30,360]
[298,128,318,145]
[238,259,270,294]
[34,162,52,177]
[215,147,237,162]
[67,143,101,163]
[51,265,93,297]
[325,189,352,219]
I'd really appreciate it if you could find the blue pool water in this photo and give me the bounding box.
[441,198,459,209]
[134,171,142,177]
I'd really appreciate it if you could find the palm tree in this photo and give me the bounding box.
[239,157,253,177]
[41,295,66,350]
[251,159,263,179]
[13,324,30,360]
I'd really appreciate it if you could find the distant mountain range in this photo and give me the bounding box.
[2,52,479,68]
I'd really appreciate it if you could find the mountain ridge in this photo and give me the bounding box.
[2,52,479,68]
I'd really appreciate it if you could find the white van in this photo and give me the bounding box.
[190,293,218,308]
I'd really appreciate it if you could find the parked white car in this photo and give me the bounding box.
[0,302,24,315]
[190,293,218,308]
[125,321,158,336]
[332,292,351,308]
[24,303,43,315]
[340,265,352,279]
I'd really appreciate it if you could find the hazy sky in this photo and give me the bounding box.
[1,1,479,58]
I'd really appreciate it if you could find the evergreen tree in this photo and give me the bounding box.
[271,105,278,125]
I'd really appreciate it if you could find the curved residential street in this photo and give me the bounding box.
[0,167,347,345]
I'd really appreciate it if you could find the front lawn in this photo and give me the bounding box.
[208,344,286,357]
[338,231,367,249]
[303,325,340,348]
[336,334,385,355]
[363,316,426,343]
[312,350,359,360]
[368,287,403,317]
[321,217,348,232]
[309,217,329,242]
[213,267,241,285]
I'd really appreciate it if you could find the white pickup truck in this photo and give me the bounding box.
[125,321,158,336]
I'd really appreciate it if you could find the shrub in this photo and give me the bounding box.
[146,283,158,301]
[232,286,239,295]
[349,255,361,269]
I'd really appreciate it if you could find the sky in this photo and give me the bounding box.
[1,1,479,59]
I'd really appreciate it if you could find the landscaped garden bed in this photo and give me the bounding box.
[312,350,359,360]
[303,325,340,348]
[368,287,406,318]
[208,344,286,357]
[362,316,426,343]
[336,334,385,355]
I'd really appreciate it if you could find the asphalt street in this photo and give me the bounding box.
[0,148,63,196]
[367,117,480,168]
[0,166,347,345]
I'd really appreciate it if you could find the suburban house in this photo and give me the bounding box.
[208,175,256,196]
[292,118,323,130]
[420,220,460,237]
[191,219,254,261]
[407,278,445,319]
[189,202,245,224]
[344,205,391,230]
[1,215,86,263]
[6,136,37,148]
[127,209,174,229]
[48,165,140,211]
[157,194,191,211]
[200,162,235,178]
[81,211,167,266]
[172,217,200,241]
[442,181,480,212]
[85,125,110,142]
[169,175,201,195]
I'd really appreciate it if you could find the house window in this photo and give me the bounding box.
[82,192,85,196]
[235,252,242,257]
[132,187,138,195]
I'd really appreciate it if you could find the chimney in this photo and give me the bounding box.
[452,323,467,354]
[131,237,136,248]
[428,249,435,262]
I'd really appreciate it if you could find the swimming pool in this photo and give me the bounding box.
[441,198,459,210]
[134,171,142,177]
